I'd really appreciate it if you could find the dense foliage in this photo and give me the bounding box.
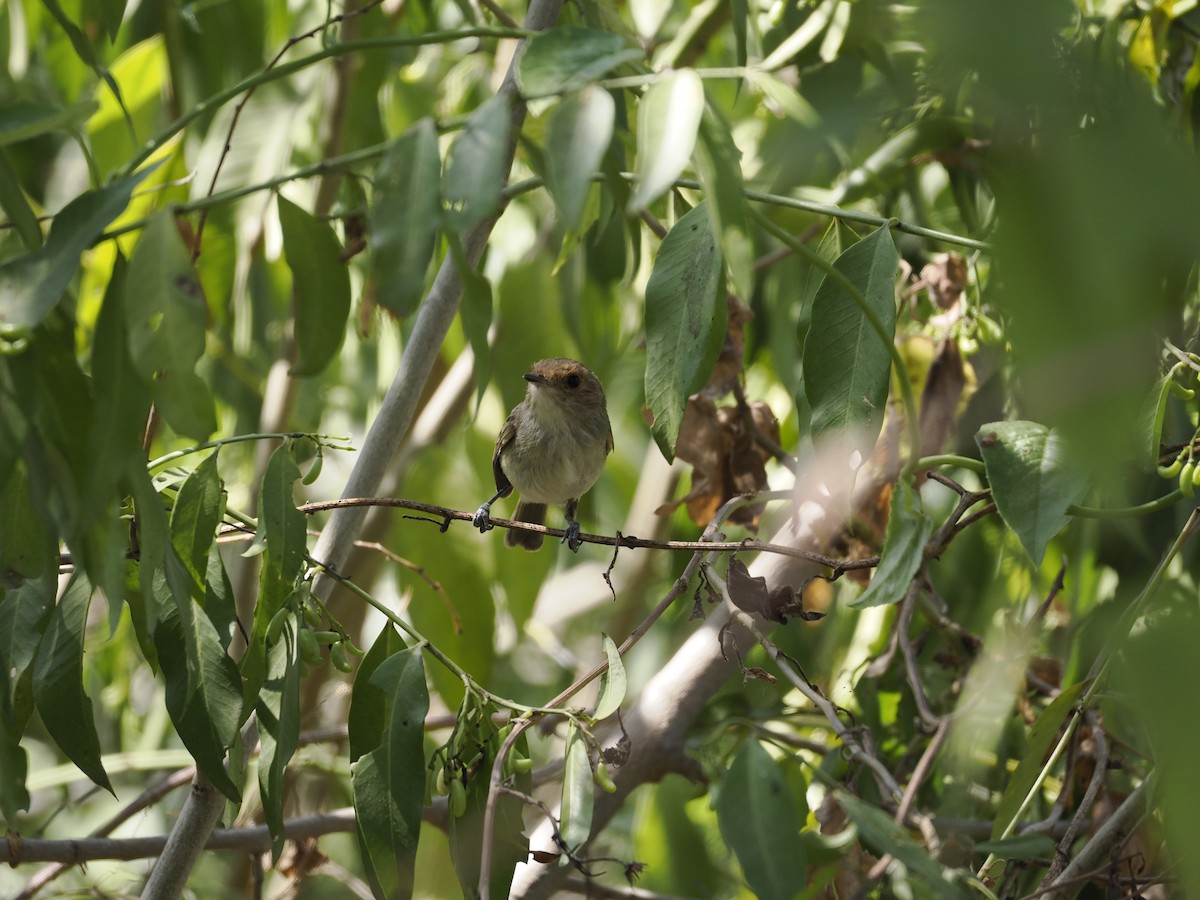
[3,0,1200,898]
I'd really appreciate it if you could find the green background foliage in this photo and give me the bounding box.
[3,0,1200,898]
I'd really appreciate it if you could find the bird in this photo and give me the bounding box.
[471,358,613,551]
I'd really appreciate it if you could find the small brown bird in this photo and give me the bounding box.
[472,358,613,551]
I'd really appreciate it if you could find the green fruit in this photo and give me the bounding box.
[1159,455,1185,479]
[594,761,617,793]
[449,778,467,817]
[331,642,353,673]
[266,606,290,645]
[512,756,533,774]
[299,627,324,665]
[1180,461,1196,499]
[301,446,324,485]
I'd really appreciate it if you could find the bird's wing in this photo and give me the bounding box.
[492,412,517,496]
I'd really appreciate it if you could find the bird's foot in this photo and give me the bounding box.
[472,504,494,533]
[562,519,583,552]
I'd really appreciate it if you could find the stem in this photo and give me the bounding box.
[146,432,350,471]
[123,28,528,176]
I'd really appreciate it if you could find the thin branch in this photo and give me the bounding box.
[299,495,878,574]
[2,809,356,866]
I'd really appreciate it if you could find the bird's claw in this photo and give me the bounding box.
[472,504,494,533]
[562,520,582,552]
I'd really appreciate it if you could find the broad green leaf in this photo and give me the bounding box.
[544,87,614,231]
[628,69,705,212]
[351,645,428,900]
[973,833,1057,859]
[0,465,54,582]
[370,118,441,317]
[837,791,970,899]
[695,110,754,299]
[803,225,898,453]
[0,575,54,732]
[169,450,225,591]
[990,681,1084,840]
[258,613,301,860]
[124,209,215,439]
[715,740,807,900]
[31,574,113,794]
[0,151,42,251]
[126,459,167,638]
[560,721,594,851]
[87,254,151,522]
[975,421,1089,564]
[0,100,99,147]
[516,27,642,99]
[730,0,749,68]
[0,166,152,334]
[644,202,726,460]
[0,699,29,827]
[257,444,307,614]
[748,70,821,126]
[202,543,237,651]
[593,634,626,721]
[443,93,510,233]
[98,0,127,41]
[153,557,243,801]
[848,477,934,608]
[349,624,410,762]
[279,196,351,376]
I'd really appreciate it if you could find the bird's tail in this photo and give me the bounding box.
[506,502,547,550]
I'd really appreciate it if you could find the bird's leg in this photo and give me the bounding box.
[473,490,506,532]
[562,498,583,552]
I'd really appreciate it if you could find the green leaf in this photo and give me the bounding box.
[975,421,1089,565]
[31,574,113,794]
[0,464,55,583]
[0,698,30,827]
[278,196,351,376]
[973,833,1058,860]
[560,721,594,851]
[349,624,410,762]
[351,645,428,900]
[443,93,510,233]
[258,613,301,860]
[153,556,243,802]
[628,69,705,212]
[837,791,971,899]
[644,202,726,460]
[990,681,1085,840]
[593,634,626,721]
[715,740,807,900]
[0,151,42,251]
[516,27,642,99]
[730,0,749,68]
[169,450,225,592]
[370,118,441,317]
[257,444,307,614]
[848,477,934,608]
[695,110,754,299]
[87,254,152,519]
[0,166,153,335]
[803,225,898,453]
[544,87,614,231]
[0,100,99,147]
[0,575,54,733]
[97,0,127,42]
[124,209,215,439]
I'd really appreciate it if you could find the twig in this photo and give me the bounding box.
[1027,776,1152,900]
[2,809,357,866]
[1035,714,1109,891]
[299,495,879,574]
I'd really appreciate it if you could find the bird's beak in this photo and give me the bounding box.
[523,372,548,385]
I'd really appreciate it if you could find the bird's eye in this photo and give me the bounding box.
[565,374,581,389]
